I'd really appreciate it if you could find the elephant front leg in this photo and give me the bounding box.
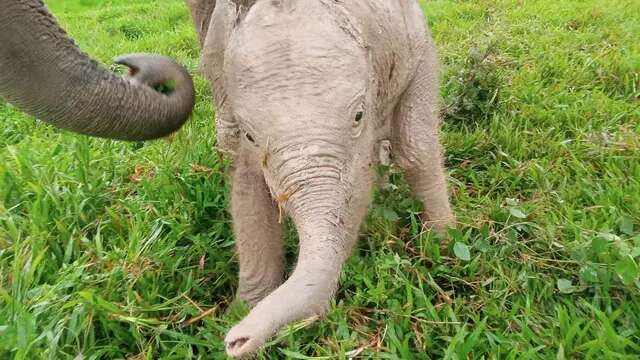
[231,151,284,306]
[392,47,455,233]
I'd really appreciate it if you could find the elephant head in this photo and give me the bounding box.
[0,0,195,141]
[226,4,374,249]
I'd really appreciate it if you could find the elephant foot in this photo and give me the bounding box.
[225,275,333,358]
[424,215,456,235]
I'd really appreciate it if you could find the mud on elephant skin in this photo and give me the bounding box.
[0,0,195,141]
[187,0,456,357]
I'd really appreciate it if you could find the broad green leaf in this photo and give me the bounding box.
[618,217,634,236]
[453,242,471,261]
[579,265,598,283]
[382,208,400,222]
[590,236,609,255]
[509,207,527,219]
[476,238,490,253]
[615,256,639,285]
[557,278,574,294]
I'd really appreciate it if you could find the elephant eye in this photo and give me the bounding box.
[242,129,258,146]
[351,108,365,138]
[354,111,364,123]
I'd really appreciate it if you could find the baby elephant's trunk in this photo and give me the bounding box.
[238,191,358,343]
[263,140,363,320]
[225,138,375,356]
[273,144,358,291]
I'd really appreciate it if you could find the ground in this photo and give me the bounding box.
[1,0,639,359]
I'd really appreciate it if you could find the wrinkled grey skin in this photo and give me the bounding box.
[187,0,455,357]
[0,0,195,141]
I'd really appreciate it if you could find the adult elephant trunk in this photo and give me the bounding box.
[0,0,195,141]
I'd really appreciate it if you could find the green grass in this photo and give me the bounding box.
[1,0,639,358]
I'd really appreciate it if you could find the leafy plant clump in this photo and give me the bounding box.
[443,43,504,127]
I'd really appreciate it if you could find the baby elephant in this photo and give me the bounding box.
[187,0,455,356]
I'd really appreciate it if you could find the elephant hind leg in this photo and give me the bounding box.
[391,48,455,233]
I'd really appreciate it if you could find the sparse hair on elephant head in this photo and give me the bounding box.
[0,0,195,141]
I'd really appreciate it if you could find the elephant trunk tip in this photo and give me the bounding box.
[115,53,195,98]
[112,53,196,140]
